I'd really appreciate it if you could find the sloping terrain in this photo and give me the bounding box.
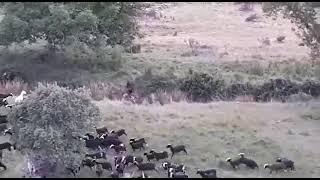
[136,2,310,64]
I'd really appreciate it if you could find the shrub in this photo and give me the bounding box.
[179,72,225,102]
[63,42,120,71]
[224,83,255,100]
[0,2,141,49]
[0,2,142,72]
[247,62,265,76]
[7,83,100,177]
[134,68,178,97]
[87,81,124,101]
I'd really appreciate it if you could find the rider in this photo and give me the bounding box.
[123,81,136,103]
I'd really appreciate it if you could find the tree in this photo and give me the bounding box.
[262,2,320,59]
[0,2,141,50]
[7,83,101,177]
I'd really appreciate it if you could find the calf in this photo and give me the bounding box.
[0,115,8,124]
[110,171,120,178]
[103,132,118,139]
[166,144,187,159]
[94,126,109,136]
[124,155,144,167]
[238,153,259,169]
[95,164,103,177]
[0,99,8,107]
[0,124,8,133]
[110,129,127,137]
[150,150,168,161]
[123,155,135,167]
[264,163,286,174]
[3,128,13,136]
[169,168,188,178]
[81,158,96,170]
[226,157,242,169]
[130,141,147,151]
[65,166,80,177]
[144,152,156,162]
[110,144,126,154]
[133,156,144,164]
[84,133,95,140]
[0,93,13,99]
[196,169,217,178]
[0,142,15,151]
[114,156,125,166]
[162,162,185,173]
[85,152,107,159]
[276,157,295,171]
[115,163,125,175]
[0,161,7,170]
[134,162,158,173]
[83,138,102,150]
[101,137,122,147]
[95,161,112,171]
[130,138,147,145]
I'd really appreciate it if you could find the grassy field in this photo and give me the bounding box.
[92,100,320,178]
[1,100,320,178]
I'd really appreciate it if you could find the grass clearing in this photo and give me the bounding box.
[91,100,320,178]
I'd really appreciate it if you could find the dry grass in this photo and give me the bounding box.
[86,82,124,101]
[137,2,310,64]
[85,81,188,104]
[0,80,29,95]
[238,3,254,12]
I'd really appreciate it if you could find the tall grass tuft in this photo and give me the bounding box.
[0,80,29,95]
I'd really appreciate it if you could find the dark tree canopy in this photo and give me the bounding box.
[7,84,101,177]
[0,2,141,49]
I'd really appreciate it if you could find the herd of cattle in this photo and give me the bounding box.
[0,91,296,178]
[66,127,216,178]
[62,126,295,178]
[0,92,21,171]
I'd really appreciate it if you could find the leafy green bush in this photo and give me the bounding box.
[0,2,141,71]
[134,68,179,96]
[179,72,225,102]
[0,2,141,49]
[7,83,101,177]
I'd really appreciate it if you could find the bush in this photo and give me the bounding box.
[87,81,124,101]
[7,83,101,177]
[0,2,141,49]
[63,42,118,71]
[179,72,225,102]
[133,68,178,97]
[0,2,142,72]
[224,83,255,100]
